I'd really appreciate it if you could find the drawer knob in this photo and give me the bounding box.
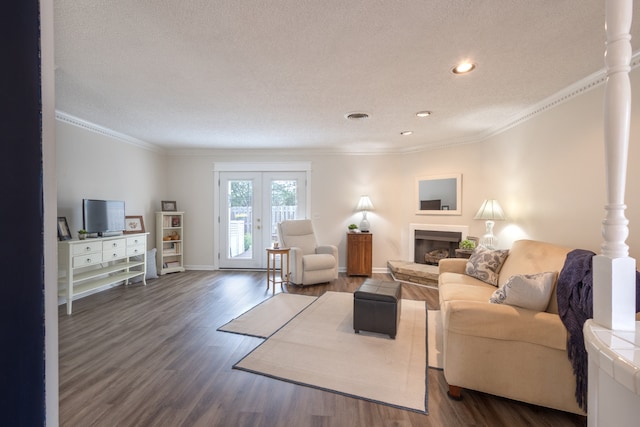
[86,258,91,263]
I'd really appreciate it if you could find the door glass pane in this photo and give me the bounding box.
[270,180,298,246]
[228,180,252,259]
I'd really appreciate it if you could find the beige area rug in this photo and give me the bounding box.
[217,293,317,338]
[428,310,443,369]
[233,291,429,413]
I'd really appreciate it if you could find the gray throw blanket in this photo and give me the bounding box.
[557,249,640,412]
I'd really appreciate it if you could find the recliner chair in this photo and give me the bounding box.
[277,219,338,286]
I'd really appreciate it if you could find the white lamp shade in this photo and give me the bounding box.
[474,199,505,220]
[356,195,374,211]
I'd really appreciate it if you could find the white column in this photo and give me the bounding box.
[593,0,636,332]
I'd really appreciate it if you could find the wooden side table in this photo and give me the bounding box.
[454,249,474,259]
[347,232,372,276]
[266,247,290,293]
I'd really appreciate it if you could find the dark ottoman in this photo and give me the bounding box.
[353,279,402,339]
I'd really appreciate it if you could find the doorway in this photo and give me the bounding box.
[214,163,310,269]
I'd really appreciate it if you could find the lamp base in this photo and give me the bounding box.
[479,234,498,250]
[479,220,497,249]
[359,211,370,232]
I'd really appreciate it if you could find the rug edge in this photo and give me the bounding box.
[217,293,317,338]
[232,364,428,415]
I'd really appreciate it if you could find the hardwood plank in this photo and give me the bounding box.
[58,271,586,427]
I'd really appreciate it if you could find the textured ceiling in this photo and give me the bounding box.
[54,1,640,153]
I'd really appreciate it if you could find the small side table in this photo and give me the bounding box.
[455,249,474,259]
[266,247,290,293]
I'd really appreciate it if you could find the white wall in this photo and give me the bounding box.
[56,68,640,270]
[56,120,167,248]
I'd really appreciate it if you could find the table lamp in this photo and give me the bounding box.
[356,196,374,232]
[474,199,505,249]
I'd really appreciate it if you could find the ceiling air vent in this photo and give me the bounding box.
[345,112,370,120]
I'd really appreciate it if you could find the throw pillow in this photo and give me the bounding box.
[146,248,158,279]
[465,247,509,286]
[489,271,558,311]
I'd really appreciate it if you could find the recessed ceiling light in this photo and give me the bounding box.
[400,131,413,136]
[451,62,476,75]
[345,112,370,120]
[416,111,432,117]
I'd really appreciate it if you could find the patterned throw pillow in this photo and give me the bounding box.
[489,271,557,311]
[465,247,510,286]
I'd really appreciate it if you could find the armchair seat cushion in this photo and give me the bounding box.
[303,253,336,271]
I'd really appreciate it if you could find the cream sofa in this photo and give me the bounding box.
[438,239,584,415]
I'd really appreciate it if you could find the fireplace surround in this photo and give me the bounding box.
[408,223,469,263]
[415,229,462,265]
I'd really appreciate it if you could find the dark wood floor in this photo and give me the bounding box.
[58,271,586,427]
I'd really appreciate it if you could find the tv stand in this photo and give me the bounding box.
[58,233,148,314]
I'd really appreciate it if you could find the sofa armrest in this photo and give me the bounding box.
[439,258,468,274]
[442,300,567,350]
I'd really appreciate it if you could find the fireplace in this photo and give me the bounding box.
[408,223,469,265]
[414,230,462,265]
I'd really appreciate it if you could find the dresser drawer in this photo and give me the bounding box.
[103,246,127,261]
[126,236,145,247]
[103,239,126,251]
[73,252,103,267]
[72,241,102,256]
[127,244,145,257]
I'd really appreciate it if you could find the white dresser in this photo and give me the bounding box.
[58,233,148,314]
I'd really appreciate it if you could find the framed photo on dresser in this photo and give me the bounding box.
[57,216,71,241]
[124,215,145,234]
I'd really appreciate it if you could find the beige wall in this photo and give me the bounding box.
[56,68,640,270]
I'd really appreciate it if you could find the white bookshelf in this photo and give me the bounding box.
[156,211,186,275]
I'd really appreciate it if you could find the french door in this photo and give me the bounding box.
[218,171,307,269]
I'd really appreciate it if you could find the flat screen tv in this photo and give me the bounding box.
[82,199,126,236]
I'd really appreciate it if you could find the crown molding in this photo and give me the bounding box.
[398,50,640,153]
[55,111,165,153]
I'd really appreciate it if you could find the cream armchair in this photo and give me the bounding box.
[277,219,338,286]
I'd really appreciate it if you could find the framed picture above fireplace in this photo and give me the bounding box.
[415,173,462,216]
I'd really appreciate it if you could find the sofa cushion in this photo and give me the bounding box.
[439,274,497,303]
[465,247,509,286]
[443,299,568,350]
[489,271,557,311]
[497,240,572,314]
